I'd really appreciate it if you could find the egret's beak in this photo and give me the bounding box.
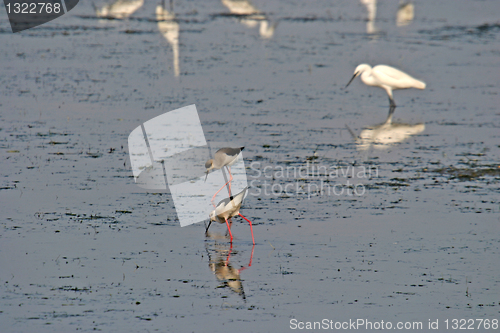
[345,72,359,89]
[204,171,209,182]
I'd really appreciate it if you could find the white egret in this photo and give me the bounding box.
[345,64,426,109]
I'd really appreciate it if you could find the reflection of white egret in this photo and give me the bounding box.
[360,0,377,34]
[358,121,425,150]
[156,3,180,77]
[221,0,276,39]
[396,2,414,27]
[345,64,426,109]
[350,114,425,150]
[94,0,144,19]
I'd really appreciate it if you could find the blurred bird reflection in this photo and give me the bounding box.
[360,0,377,35]
[351,112,425,150]
[205,234,254,300]
[221,0,276,39]
[157,2,180,77]
[396,2,414,27]
[94,0,144,19]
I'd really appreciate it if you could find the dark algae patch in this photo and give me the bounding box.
[428,165,500,181]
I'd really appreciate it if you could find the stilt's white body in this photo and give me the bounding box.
[205,147,244,207]
[205,147,244,174]
[207,187,254,244]
[210,188,247,224]
[347,64,426,107]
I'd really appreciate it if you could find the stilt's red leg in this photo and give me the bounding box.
[226,166,233,195]
[239,213,255,245]
[211,183,228,207]
[226,242,233,263]
[248,244,254,267]
[210,167,234,206]
[238,244,255,273]
[225,217,233,243]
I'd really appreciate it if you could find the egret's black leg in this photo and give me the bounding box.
[389,96,396,109]
[387,104,396,121]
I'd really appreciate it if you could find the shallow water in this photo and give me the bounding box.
[1,0,499,332]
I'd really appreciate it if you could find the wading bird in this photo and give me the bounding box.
[205,147,244,204]
[345,64,426,110]
[94,0,144,19]
[206,187,254,244]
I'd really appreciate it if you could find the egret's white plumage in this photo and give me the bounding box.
[345,64,426,108]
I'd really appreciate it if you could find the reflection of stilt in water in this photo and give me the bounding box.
[396,2,414,27]
[157,2,180,77]
[221,0,276,39]
[94,0,144,19]
[348,112,425,151]
[360,0,377,35]
[205,240,254,300]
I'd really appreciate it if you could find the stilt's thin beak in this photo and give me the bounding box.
[345,72,359,89]
[205,220,212,233]
[204,171,209,182]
